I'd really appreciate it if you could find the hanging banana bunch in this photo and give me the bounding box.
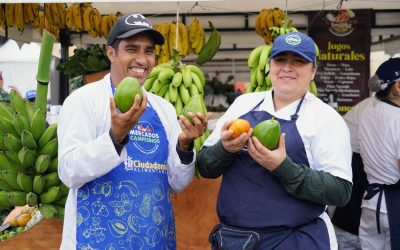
[153,22,172,64]
[255,8,286,44]
[188,17,206,55]
[0,31,67,220]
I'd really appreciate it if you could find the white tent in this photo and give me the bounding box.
[0,39,40,99]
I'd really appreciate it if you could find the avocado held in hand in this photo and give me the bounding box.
[114,77,143,113]
[181,95,207,124]
[253,117,280,150]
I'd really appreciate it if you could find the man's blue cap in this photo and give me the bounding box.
[25,90,36,100]
[270,32,316,62]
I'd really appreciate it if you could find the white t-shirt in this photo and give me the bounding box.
[359,99,400,213]
[57,74,195,249]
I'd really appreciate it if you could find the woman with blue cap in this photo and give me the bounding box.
[197,32,352,249]
[358,58,400,250]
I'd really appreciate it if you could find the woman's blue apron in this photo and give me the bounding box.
[363,99,400,250]
[217,96,330,249]
[76,98,175,249]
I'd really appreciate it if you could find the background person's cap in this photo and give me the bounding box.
[25,89,36,100]
[368,58,400,92]
[270,32,317,62]
[107,13,164,46]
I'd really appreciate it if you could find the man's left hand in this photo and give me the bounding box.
[177,112,208,151]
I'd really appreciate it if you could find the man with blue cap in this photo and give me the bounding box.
[197,32,352,249]
[57,13,208,249]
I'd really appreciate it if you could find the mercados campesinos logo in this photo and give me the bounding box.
[129,121,160,154]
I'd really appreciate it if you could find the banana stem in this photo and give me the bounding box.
[35,30,55,111]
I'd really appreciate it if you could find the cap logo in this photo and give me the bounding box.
[125,14,151,27]
[285,34,301,46]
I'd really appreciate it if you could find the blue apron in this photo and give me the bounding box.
[217,96,329,250]
[76,96,175,249]
[363,99,400,250]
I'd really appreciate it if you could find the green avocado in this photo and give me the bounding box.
[181,95,207,124]
[253,117,280,150]
[114,77,143,113]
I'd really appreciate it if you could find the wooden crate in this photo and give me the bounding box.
[83,70,109,84]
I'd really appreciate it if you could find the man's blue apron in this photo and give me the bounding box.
[217,96,330,249]
[76,100,175,249]
[363,99,400,250]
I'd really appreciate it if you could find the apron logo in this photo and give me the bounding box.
[130,121,160,154]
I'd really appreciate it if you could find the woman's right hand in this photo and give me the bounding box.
[220,120,252,153]
[110,93,147,143]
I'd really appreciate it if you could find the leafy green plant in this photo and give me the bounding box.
[56,45,110,78]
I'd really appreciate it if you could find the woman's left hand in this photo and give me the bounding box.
[178,112,208,151]
[247,133,287,171]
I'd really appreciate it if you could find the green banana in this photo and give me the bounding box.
[44,171,60,189]
[40,185,61,203]
[25,100,35,122]
[0,151,14,171]
[158,67,175,84]
[33,175,46,194]
[21,130,37,150]
[39,203,58,219]
[10,89,29,119]
[169,85,178,103]
[156,84,169,97]
[196,21,221,65]
[171,71,183,88]
[148,61,173,79]
[247,44,265,68]
[0,102,14,121]
[0,134,4,151]
[179,83,191,105]
[26,192,38,207]
[38,123,57,148]
[258,45,272,71]
[163,90,171,102]
[150,79,165,94]
[4,133,23,152]
[46,156,58,173]
[143,75,157,91]
[4,150,24,171]
[8,191,28,206]
[31,108,47,141]
[181,67,192,88]
[18,147,37,169]
[174,95,183,117]
[59,182,69,197]
[55,205,65,219]
[0,175,15,191]
[55,195,67,206]
[185,64,206,87]
[0,191,12,208]
[13,112,31,136]
[191,72,204,94]
[0,117,19,138]
[1,169,21,190]
[17,172,33,192]
[35,154,51,174]
[309,80,318,96]
[189,83,200,97]
[256,66,265,87]
[39,138,58,158]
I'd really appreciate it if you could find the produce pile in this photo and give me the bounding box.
[0,31,66,221]
[0,3,120,40]
[154,19,221,65]
[0,206,41,241]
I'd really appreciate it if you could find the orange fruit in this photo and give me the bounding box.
[228,119,251,139]
[16,213,31,227]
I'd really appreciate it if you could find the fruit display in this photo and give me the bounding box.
[0,206,41,241]
[0,3,121,40]
[255,8,286,44]
[0,31,66,221]
[153,19,220,65]
[253,117,281,150]
[228,119,251,139]
[114,77,143,113]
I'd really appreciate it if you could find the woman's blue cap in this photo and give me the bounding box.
[270,32,317,62]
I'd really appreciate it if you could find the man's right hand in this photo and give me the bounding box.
[221,120,252,153]
[110,93,147,143]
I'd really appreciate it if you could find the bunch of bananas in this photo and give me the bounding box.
[245,43,319,96]
[246,44,272,93]
[66,3,118,39]
[153,21,191,64]
[0,3,40,33]
[144,60,206,117]
[188,17,206,55]
[255,8,286,44]
[0,92,67,219]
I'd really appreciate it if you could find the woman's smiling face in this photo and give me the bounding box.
[269,52,317,101]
